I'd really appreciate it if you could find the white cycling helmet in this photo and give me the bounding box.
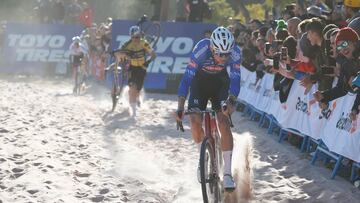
[129,25,141,37]
[210,27,235,54]
[72,36,81,43]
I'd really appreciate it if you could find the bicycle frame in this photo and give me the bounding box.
[109,51,129,111]
[204,111,223,184]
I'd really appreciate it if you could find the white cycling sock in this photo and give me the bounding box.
[223,150,232,176]
[196,142,201,152]
[130,103,137,116]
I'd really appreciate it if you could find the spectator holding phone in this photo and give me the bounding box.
[301,18,334,92]
[314,27,360,109]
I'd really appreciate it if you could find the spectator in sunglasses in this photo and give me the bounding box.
[314,27,360,110]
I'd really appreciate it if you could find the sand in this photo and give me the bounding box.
[0,76,360,203]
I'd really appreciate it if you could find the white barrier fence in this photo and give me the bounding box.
[238,67,360,163]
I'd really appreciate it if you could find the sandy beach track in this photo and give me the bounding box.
[0,77,360,202]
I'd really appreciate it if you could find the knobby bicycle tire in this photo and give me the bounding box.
[74,66,82,95]
[111,64,121,112]
[141,21,161,49]
[200,136,221,203]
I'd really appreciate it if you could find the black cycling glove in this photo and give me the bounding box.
[143,60,151,68]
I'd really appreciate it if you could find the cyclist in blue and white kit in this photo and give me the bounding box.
[176,27,241,190]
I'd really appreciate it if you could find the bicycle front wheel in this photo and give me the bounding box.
[200,136,221,203]
[142,21,161,49]
[111,71,120,112]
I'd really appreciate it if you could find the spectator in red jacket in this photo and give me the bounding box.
[79,2,93,28]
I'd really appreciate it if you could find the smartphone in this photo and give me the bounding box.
[281,47,288,61]
[265,42,271,55]
[273,54,280,70]
[322,66,334,74]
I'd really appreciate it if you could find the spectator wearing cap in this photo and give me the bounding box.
[276,20,287,31]
[287,17,301,38]
[314,27,360,110]
[306,5,328,21]
[343,0,360,23]
[301,17,334,91]
[313,0,330,13]
[349,17,360,36]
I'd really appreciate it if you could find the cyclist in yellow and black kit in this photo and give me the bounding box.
[120,25,156,116]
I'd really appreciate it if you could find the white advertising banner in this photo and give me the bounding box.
[254,74,275,113]
[321,93,360,162]
[240,72,360,162]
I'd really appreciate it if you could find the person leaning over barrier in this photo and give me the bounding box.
[313,27,360,110]
[300,18,334,92]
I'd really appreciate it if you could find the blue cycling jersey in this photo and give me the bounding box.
[177,38,242,98]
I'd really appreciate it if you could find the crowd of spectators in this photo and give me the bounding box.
[176,0,212,22]
[33,0,92,27]
[226,0,360,119]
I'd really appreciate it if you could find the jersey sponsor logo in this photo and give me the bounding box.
[194,44,208,59]
[204,65,224,72]
[231,48,241,61]
[8,34,70,62]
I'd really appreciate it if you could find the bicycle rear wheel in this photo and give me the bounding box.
[74,66,81,95]
[200,136,221,203]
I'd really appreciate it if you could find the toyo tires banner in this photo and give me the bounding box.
[1,23,83,74]
[111,20,217,92]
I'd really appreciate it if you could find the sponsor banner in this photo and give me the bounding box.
[254,73,275,113]
[237,67,252,103]
[1,23,83,74]
[321,93,360,162]
[240,69,257,104]
[243,72,360,162]
[111,20,217,90]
